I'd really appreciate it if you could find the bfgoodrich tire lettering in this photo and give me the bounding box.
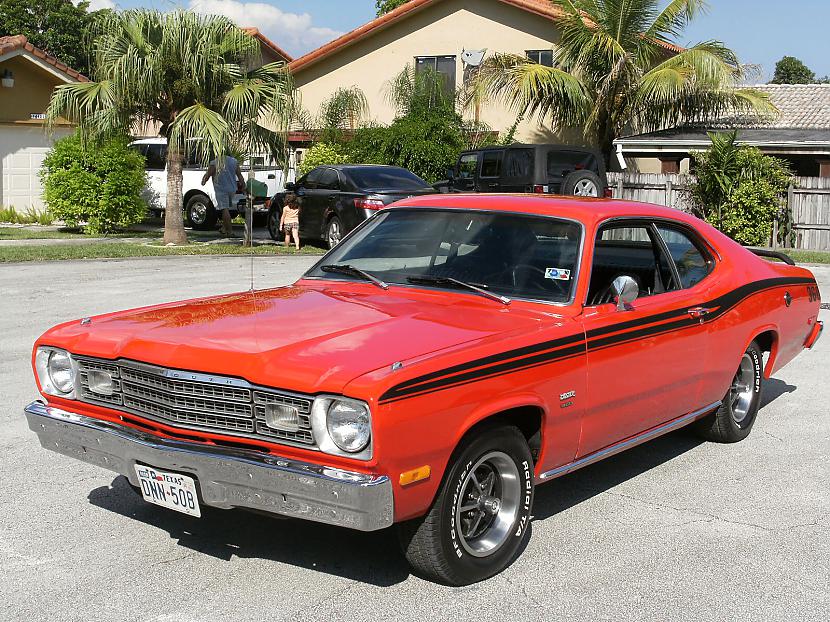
[397,425,534,585]
[695,340,763,443]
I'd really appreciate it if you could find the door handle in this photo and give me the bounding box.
[687,306,713,320]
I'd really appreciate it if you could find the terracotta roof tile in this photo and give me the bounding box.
[0,34,88,82]
[241,27,293,64]
[289,0,682,72]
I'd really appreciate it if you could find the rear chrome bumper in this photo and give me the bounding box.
[24,401,393,531]
[806,320,824,349]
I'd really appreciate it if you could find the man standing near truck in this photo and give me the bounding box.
[201,154,246,237]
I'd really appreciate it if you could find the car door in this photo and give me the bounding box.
[296,168,324,239]
[455,152,478,191]
[315,168,342,239]
[476,150,504,192]
[577,220,712,457]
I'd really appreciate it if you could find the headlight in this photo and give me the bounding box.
[310,396,372,459]
[327,400,371,453]
[35,347,76,398]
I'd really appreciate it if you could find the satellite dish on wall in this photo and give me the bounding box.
[461,49,486,67]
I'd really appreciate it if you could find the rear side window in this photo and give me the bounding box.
[458,153,479,179]
[318,168,340,190]
[655,224,712,288]
[504,149,534,180]
[480,151,503,178]
[547,150,597,179]
[346,167,428,190]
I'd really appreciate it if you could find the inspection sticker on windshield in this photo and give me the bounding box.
[545,268,571,281]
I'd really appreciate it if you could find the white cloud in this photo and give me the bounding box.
[73,0,116,11]
[188,0,342,57]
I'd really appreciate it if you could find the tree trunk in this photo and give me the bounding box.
[163,145,188,245]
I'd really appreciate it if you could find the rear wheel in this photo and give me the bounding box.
[267,204,282,241]
[562,170,602,197]
[326,216,343,249]
[185,194,217,230]
[397,425,534,585]
[695,341,763,443]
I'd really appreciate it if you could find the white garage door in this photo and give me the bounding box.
[0,126,72,211]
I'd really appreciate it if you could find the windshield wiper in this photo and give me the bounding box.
[320,264,389,290]
[407,275,511,305]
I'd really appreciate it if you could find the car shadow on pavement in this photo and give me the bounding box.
[532,377,796,521]
[87,475,410,586]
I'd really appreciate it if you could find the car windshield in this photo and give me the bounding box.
[346,168,430,190]
[306,209,582,303]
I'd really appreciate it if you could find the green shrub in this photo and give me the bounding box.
[40,131,147,234]
[297,142,351,177]
[691,131,792,246]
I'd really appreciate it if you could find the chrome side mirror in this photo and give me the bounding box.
[612,275,638,311]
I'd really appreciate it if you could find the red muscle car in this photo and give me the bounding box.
[26,195,822,585]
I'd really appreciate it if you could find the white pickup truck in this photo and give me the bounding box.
[131,138,290,230]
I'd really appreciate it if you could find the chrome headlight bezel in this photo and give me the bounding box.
[310,395,372,460]
[35,347,77,399]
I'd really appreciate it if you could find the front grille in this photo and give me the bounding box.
[75,357,315,448]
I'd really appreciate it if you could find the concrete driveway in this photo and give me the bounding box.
[1,257,828,622]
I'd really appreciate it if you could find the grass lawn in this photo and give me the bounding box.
[0,242,325,263]
[0,227,161,240]
[783,249,830,265]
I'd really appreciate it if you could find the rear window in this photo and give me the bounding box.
[547,150,597,179]
[346,168,429,190]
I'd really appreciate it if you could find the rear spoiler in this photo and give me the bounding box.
[747,247,796,266]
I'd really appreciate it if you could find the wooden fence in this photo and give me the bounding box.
[608,172,830,251]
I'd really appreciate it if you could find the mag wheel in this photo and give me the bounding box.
[695,340,763,443]
[185,194,217,230]
[326,216,343,249]
[397,425,534,586]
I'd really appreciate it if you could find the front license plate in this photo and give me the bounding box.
[134,464,201,517]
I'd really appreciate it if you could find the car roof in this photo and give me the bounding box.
[388,194,705,229]
[325,164,411,171]
[461,144,600,154]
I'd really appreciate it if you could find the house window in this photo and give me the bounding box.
[526,50,554,67]
[415,55,457,93]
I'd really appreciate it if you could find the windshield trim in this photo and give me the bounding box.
[303,207,586,307]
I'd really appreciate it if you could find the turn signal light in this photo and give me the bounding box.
[399,465,431,486]
[354,198,385,210]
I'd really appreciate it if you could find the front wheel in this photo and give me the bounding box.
[397,425,534,585]
[695,340,763,443]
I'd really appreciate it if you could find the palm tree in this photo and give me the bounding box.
[47,9,295,244]
[316,87,370,142]
[476,0,775,164]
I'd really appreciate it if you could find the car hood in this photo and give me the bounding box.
[39,282,552,396]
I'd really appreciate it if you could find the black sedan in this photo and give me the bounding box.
[267,165,435,248]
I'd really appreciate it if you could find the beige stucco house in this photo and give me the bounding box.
[0,35,83,211]
[289,0,574,145]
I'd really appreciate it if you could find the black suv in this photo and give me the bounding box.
[267,165,434,248]
[441,144,608,197]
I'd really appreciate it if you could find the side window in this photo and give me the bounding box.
[655,224,713,288]
[587,223,677,305]
[458,153,478,179]
[318,168,340,191]
[480,151,503,178]
[503,149,534,180]
[303,168,324,190]
[144,144,167,171]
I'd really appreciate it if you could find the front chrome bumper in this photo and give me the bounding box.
[24,401,393,531]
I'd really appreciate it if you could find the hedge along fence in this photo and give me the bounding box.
[607,173,830,251]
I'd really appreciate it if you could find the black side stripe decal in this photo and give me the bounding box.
[378,276,815,403]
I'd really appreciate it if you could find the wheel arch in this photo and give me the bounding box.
[183,189,212,207]
[454,400,546,466]
[749,326,780,378]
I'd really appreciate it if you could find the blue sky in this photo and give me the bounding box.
[117,1,829,80]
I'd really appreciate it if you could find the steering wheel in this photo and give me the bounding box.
[511,264,568,296]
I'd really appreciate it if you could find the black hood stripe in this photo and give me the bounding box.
[378,276,815,403]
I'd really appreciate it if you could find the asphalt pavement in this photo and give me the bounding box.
[1,256,828,622]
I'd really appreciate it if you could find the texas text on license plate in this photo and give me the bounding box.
[134,464,201,517]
